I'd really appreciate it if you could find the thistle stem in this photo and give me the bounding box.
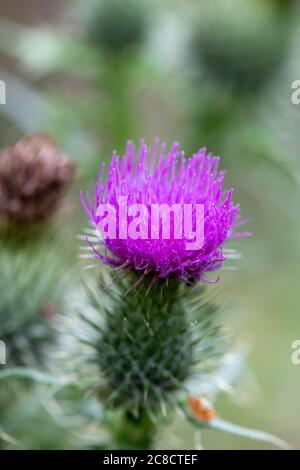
[111,409,156,450]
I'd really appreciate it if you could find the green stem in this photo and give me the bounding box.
[111,409,156,450]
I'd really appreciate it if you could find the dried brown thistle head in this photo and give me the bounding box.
[0,134,76,225]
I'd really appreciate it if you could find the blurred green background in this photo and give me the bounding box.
[0,0,299,450]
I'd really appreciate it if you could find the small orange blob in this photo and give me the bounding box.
[188,395,216,422]
[41,302,58,319]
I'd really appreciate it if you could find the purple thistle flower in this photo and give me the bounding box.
[81,139,248,283]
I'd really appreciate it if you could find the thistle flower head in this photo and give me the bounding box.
[81,139,247,283]
[0,134,75,225]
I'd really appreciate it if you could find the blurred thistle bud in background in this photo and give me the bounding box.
[0,134,76,418]
[0,241,69,369]
[0,134,75,227]
[87,0,149,56]
[190,0,291,97]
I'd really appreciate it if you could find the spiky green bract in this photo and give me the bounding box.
[99,279,192,410]
[77,272,225,448]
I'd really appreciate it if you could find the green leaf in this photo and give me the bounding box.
[187,414,291,449]
[0,428,25,449]
[0,368,73,388]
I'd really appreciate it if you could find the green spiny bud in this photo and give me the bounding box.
[0,237,70,370]
[77,272,225,439]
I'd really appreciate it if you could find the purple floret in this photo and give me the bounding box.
[81,139,248,283]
